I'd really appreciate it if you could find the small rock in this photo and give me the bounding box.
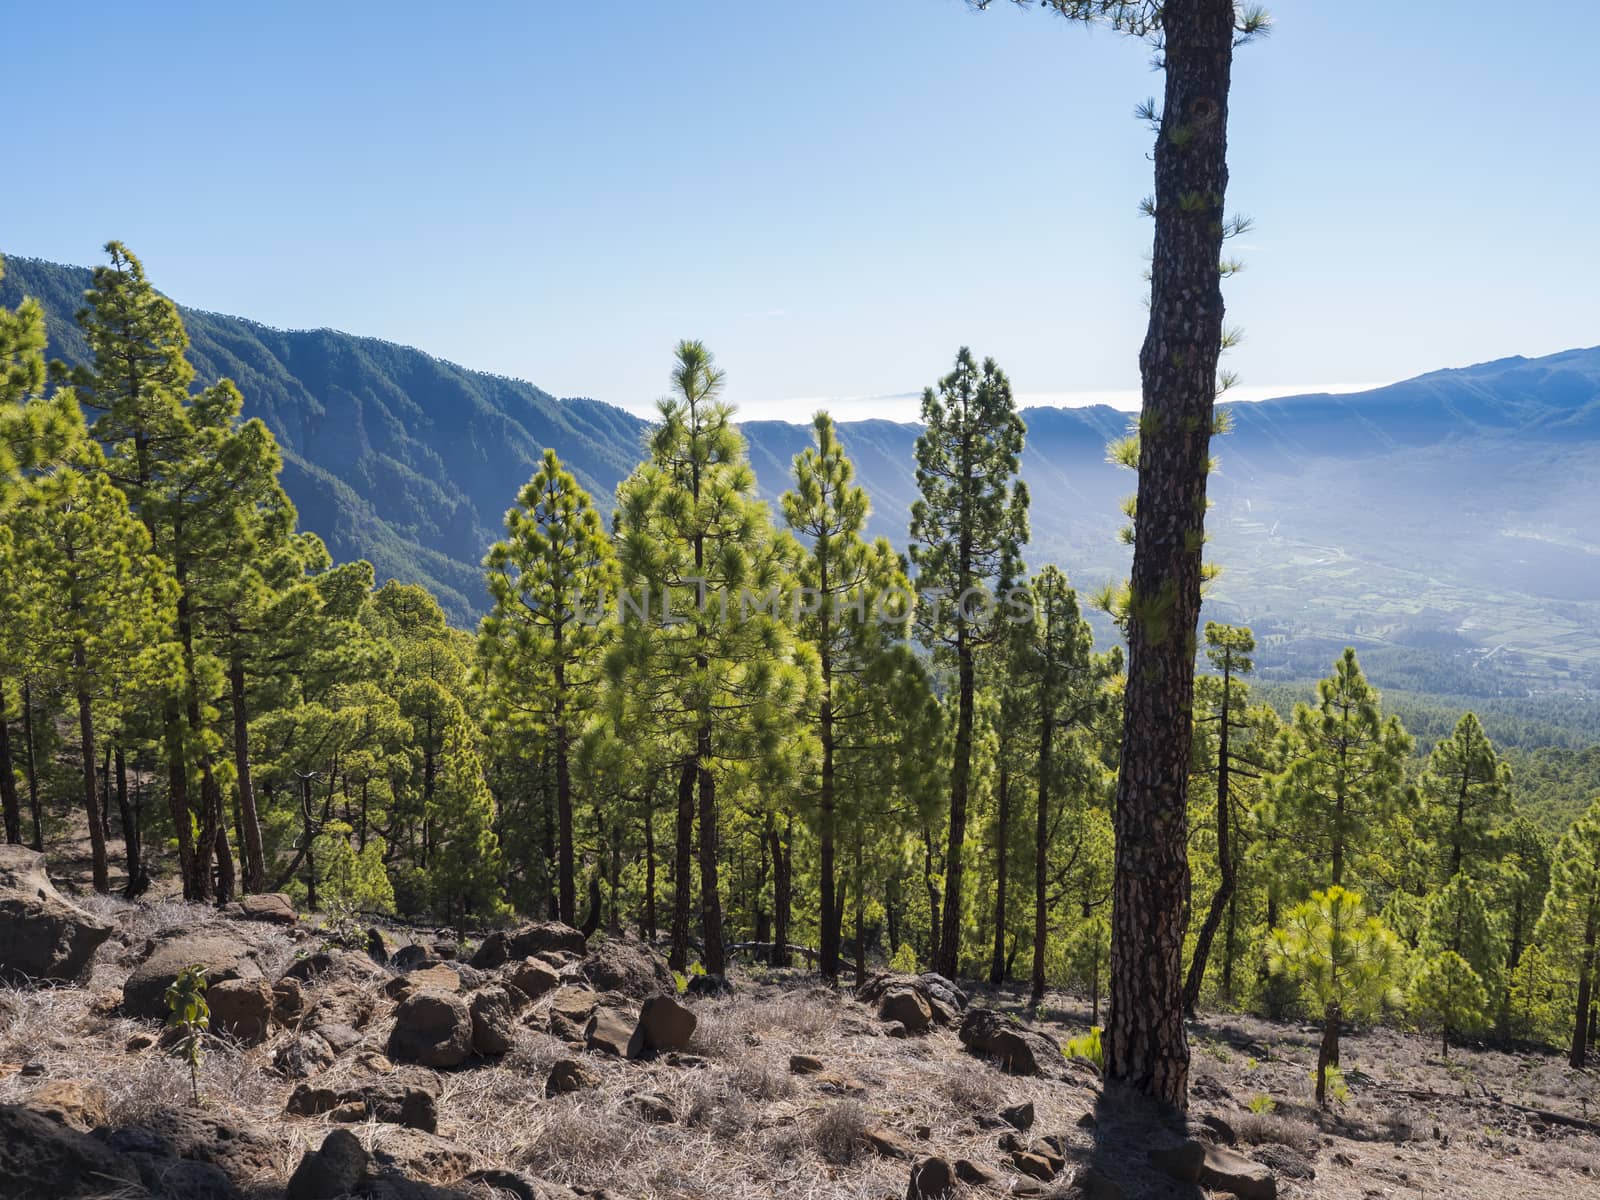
[1197,1144,1278,1199]
[0,1104,141,1196]
[19,1060,45,1077]
[274,1031,336,1078]
[366,928,389,965]
[1076,1111,1097,1130]
[866,1128,913,1159]
[122,932,263,1019]
[878,985,933,1034]
[239,892,298,924]
[366,1127,473,1180]
[545,1058,598,1097]
[1000,1100,1035,1131]
[885,1021,909,1038]
[0,846,114,983]
[287,1128,368,1200]
[27,1080,108,1131]
[1012,1150,1058,1181]
[125,1032,156,1052]
[907,1155,956,1199]
[582,937,674,1000]
[391,943,434,971]
[1149,1140,1206,1184]
[470,986,518,1056]
[504,958,561,1002]
[789,1054,825,1074]
[958,1007,1066,1078]
[628,1092,676,1123]
[954,1158,998,1185]
[208,977,274,1045]
[272,976,307,1026]
[584,1007,643,1059]
[388,990,473,1068]
[638,992,697,1052]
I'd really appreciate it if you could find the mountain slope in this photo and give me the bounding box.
[5,254,1598,695]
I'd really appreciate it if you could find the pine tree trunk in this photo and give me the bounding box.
[1105,0,1235,1110]
[937,633,975,978]
[770,818,793,968]
[990,758,1010,985]
[554,659,576,925]
[228,651,267,893]
[73,643,109,893]
[853,834,866,985]
[670,757,694,973]
[697,722,725,976]
[922,821,941,969]
[643,792,657,942]
[1569,898,1597,1068]
[164,697,200,898]
[819,678,839,980]
[1031,702,1054,1006]
[0,684,21,844]
[1315,1003,1340,1107]
[115,747,142,896]
[1184,664,1235,1013]
[23,682,42,852]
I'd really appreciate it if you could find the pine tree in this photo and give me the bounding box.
[1419,873,1505,1002]
[1183,622,1270,1011]
[909,347,1028,978]
[1270,650,1413,890]
[1533,796,1600,1067]
[781,412,919,979]
[1013,566,1120,1004]
[609,341,810,973]
[3,450,180,891]
[1419,712,1511,884]
[1268,886,1403,1107]
[480,449,618,926]
[70,243,239,899]
[1409,950,1489,1058]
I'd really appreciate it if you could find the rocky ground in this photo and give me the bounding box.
[0,847,1597,1200]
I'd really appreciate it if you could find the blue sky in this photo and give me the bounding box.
[5,0,1597,420]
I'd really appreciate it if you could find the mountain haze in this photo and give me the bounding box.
[5,254,1598,695]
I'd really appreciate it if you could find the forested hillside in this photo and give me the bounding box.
[4,245,1599,1094]
[5,254,1599,701]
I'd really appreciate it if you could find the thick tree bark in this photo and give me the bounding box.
[936,632,975,978]
[1184,660,1236,1013]
[670,757,694,972]
[163,697,200,897]
[228,650,266,892]
[0,687,20,844]
[1106,0,1235,1110]
[990,758,1011,985]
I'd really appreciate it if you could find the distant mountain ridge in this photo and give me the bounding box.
[5,253,1598,695]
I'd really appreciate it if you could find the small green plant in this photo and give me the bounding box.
[1316,1062,1351,1106]
[673,970,688,995]
[164,964,210,1105]
[1064,1026,1104,1072]
[1247,1093,1276,1115]
[1204,1041,1231,1063]
[888,943,919,973]
[1246,1056,1260,1070]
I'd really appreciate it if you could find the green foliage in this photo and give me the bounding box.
[1268,886,1403,1020]
[164,964,210,1105]
[1246,1094,1276,1115]
[1063,1026,1104,1071]
[1409,950,1490,1055]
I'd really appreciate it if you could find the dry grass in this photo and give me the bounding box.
[4,907,1600,1200]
